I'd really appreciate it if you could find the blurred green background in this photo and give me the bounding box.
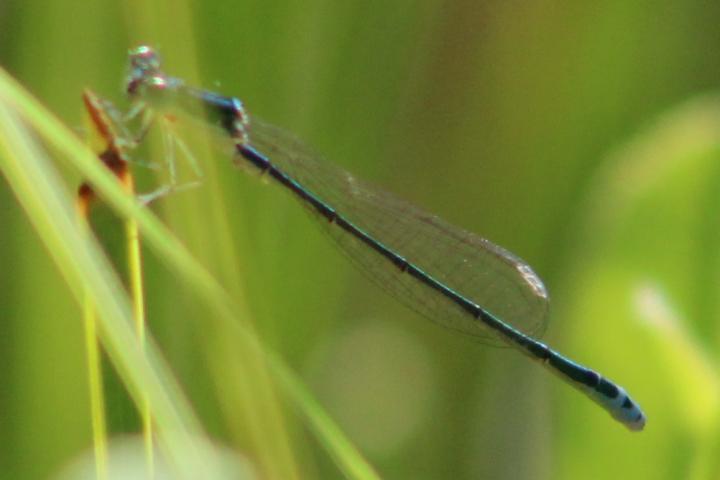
[2,1,720,479]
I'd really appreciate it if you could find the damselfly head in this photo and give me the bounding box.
[126,45,166,96]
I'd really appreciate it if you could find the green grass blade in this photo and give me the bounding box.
[0,101,215,478]
[0,64,379,480]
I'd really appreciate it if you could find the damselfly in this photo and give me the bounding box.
[122,45,646,431]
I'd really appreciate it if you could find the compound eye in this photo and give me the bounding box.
[149,76,168,89]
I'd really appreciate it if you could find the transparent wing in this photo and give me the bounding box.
[248,118,550,345]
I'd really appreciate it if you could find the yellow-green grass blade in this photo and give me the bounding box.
[0,65,379,480]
